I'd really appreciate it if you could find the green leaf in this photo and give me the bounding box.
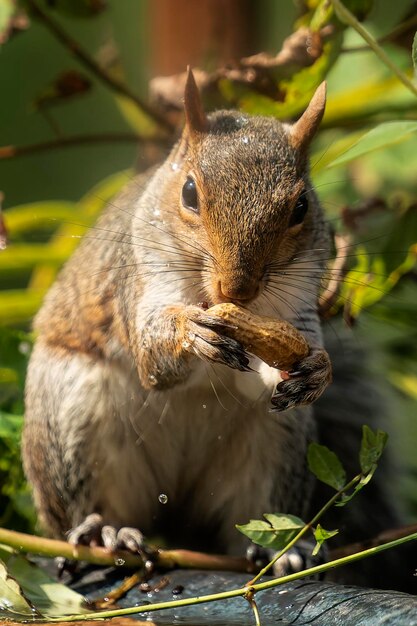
[413,32,417,72]
[312,523,339,555]
[359,425,388,474]
[236,513,304,550]
[0,0,14,44]
[308,443,346,490]
[0,412,23,441]
[0,546,90,619]
[263,513,305,531]
[0,557,35,620]
[328,121,417,168]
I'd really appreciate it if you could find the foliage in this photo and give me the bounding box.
[238,426,388,560]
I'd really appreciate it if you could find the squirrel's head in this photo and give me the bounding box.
[167,68,326,305]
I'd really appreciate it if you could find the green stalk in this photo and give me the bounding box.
[50,531,417,621]
[332,0,417,99]
[248,474,361,585]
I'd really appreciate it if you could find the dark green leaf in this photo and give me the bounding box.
[359,425,388,474]
[308,443,346,490]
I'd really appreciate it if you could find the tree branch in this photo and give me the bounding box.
[0,133,167,159]
[26,0,175,133]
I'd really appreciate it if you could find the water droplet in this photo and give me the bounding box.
[148,375,157,386]
[115,558,125,566]
[242,136,249,144]
[159,493,168,504]
[18,341,31,355]
[202,404,207,409]
[153,208,161,217]
[171,162,179,171]
[188,332,196,342]
[182,340,191,349]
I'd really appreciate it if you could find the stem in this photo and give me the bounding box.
[332,0,417,99]
[342,14,417,53]
[26,0,174,133]
[248,474,361,585]
[0,134,166,159]
[48,531,417,621]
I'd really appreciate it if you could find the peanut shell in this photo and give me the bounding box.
[208,302,309,370]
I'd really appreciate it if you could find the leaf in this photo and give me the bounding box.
[236,513,304,550]
[0,546,90,619]
[0,557,35,620]
[312,524,339,556]
[0,412,23,441]
[0,0,14,44]
[308,442,346,490]
[413,32,417,73]
[263,513,305,531]
[328,121,417,168]
[359,425,388,474]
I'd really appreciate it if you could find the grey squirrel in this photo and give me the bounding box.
[23,69,412,589]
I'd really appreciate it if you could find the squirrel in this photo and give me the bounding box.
[22,69,412,589]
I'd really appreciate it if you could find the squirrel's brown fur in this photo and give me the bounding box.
[23,71,412,589]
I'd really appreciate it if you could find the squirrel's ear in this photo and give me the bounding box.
[289,81,326,153]
[184,67,208,135]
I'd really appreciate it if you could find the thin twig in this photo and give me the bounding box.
[342,13,417,53]
[332,0,417,99]
[330,522,417,560]
[0,133,167,159]
[319,233,352,318]
[26,0,174,133]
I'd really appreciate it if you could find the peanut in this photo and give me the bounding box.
[208,302,309,370]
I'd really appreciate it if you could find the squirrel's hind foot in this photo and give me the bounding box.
[67,513,154,566]
[247,540,326,579]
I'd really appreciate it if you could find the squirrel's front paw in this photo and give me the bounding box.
[183,306,251,371]
[271,348,331,412]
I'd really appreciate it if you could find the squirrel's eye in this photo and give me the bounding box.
[181,176,199,213]
[289,193,308,228]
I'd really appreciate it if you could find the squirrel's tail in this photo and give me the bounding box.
[313,321,416,592]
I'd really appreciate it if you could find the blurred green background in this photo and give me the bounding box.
[0,0,416,536]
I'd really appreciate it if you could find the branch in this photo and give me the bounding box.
[342,13,417,53]
[330,522,417,560]
[0,133,167,159]
[332,0,417,99]
[0,527,252,573]
[26,0,174,133]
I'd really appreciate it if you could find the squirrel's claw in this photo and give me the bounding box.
[271,348,332,411]
[185,307,251,372]
[67,514,155,565]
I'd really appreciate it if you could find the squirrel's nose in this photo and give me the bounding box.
[217,278,259,303]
